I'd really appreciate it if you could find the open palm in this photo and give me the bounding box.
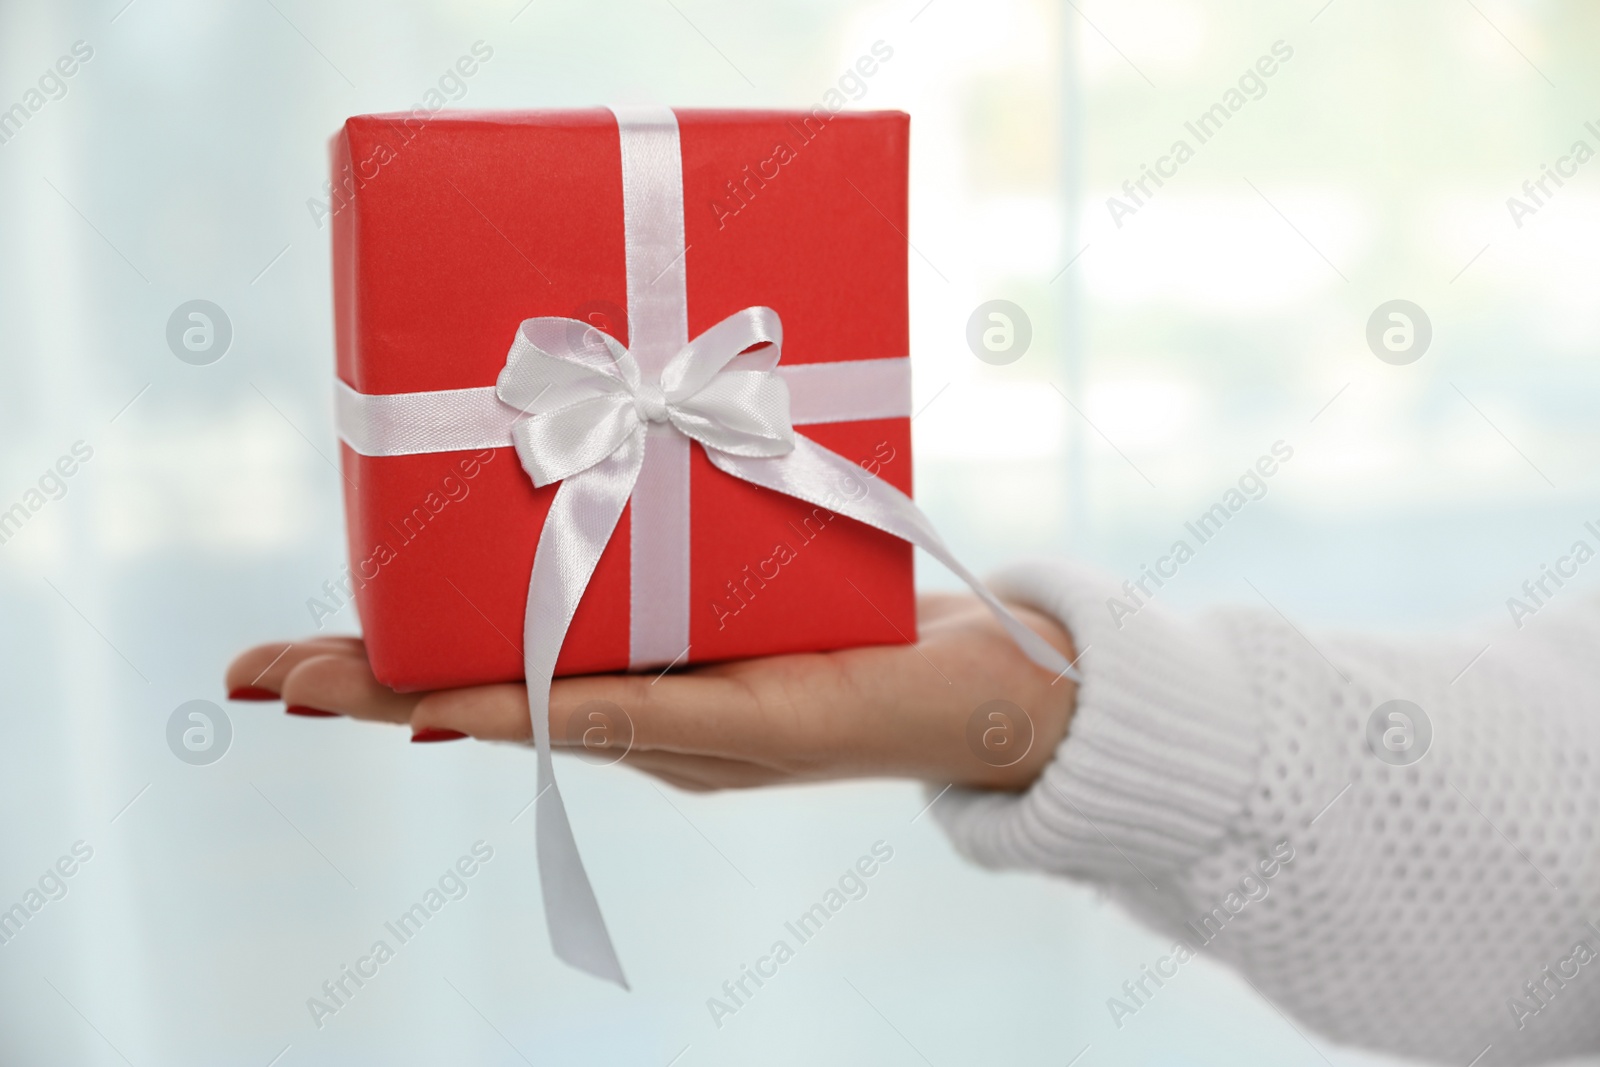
[225,594,1078,792]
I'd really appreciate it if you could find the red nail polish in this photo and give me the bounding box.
[229,686,280,702]
[411,728,468,743]
[285,705,340,718]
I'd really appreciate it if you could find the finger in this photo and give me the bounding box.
[408,674,798,771]
[408,649,882,769]
[413,684,533,741]
[610,672,788,759]
[225,637,365,698]
[547,660,861,767]
[408,674,734,746]
[280,653,420,723]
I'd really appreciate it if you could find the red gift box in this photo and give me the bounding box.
[331,108,916,692]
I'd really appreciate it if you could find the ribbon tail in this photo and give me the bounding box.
[522,429,647,988]
[704,438,1081,684]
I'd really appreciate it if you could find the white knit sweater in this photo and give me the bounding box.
[936,559,1600,1066]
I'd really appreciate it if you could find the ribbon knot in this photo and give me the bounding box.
[633,384,669,424]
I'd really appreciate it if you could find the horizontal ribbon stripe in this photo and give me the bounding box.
[335,380,514,456]
[334,357,912,457]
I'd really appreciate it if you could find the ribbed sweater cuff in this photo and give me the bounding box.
[933,558,1262,884]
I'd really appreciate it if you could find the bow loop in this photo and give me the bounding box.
[667,371,794,457]
[511,395,641,488]
[660,306,783,400]
[497,317,639,416]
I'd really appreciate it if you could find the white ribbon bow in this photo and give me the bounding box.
[501,306,794,488]
[499,304,1080,989]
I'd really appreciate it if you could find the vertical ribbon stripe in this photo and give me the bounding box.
[612,105,692,671]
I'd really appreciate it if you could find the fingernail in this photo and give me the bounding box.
[286,705,340,718]
[229,686,279,702]
[411,728,468,743]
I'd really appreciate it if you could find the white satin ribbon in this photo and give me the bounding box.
[333,105,1080,988]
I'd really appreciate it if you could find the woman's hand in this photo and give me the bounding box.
[223,594,1078,792]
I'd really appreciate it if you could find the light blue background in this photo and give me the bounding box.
[1,0,1595,1063]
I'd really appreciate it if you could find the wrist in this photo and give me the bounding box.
[949,603,1077,792]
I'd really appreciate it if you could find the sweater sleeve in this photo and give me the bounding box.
[935,557,1600,1066]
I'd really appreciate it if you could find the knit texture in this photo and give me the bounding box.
[935,559,1600,1065]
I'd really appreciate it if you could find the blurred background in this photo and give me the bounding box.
[2,0,1596,1063]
